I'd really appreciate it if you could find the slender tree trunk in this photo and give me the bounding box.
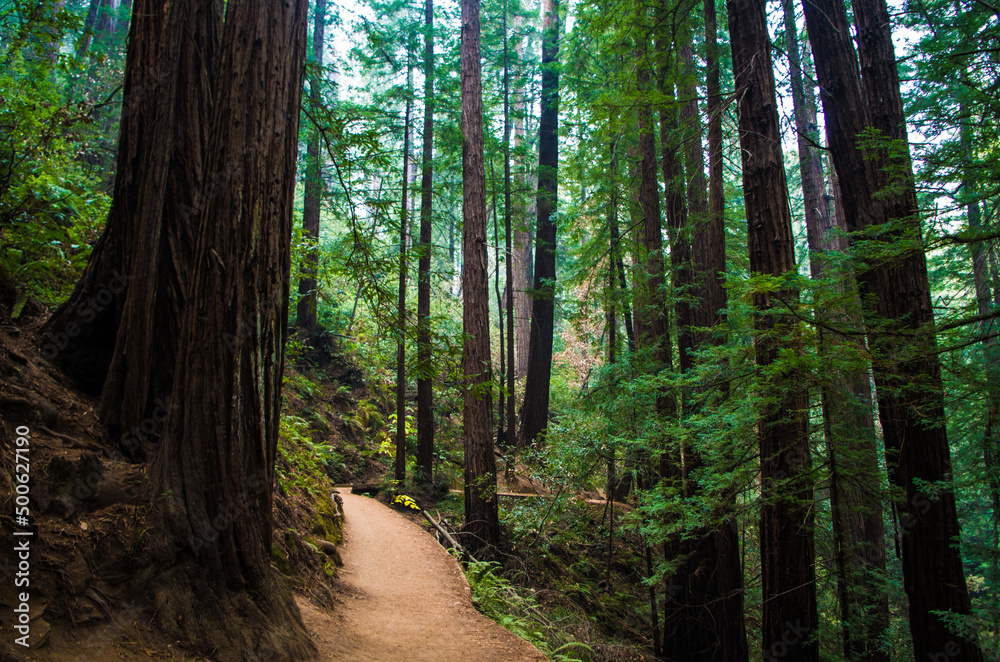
[519,0,559,447]
[395,65,412,483]
[491,161,506,448]
[297,0,325,335]
[415,0,435,483]
[782,4,888,659]
[503,0,516,462]
[803,0,983,657]
[147,0,312,657]
[461,0,500,558]
[510,14,532,382]
[728,0,818,658]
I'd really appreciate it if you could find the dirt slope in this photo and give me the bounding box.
[297,492,547,662]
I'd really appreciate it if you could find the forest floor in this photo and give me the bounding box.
[297,491,547,662]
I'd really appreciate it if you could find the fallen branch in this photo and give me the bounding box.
[421,510,478,564]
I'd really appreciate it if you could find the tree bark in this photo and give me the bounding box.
[416,0,435,483]
[461,0,500,558]
[803,0,983,657]
[503,0,516,459]
[41,0,220,461]
[395,63,412,483]
[782,3,888,659]
[519,0,559,447]
[658,16,749,660]
[147,0,312,657]
[510,13,532,382]
[296,0,326,336]
[728,0,818,658]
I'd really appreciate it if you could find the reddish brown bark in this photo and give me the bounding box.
[782,3,888,659]
[728,0,818,657]
[519,0,559,447]
[296,0,325,335]
[416,0,435,483]
[461,0,500,557]
[147,0,313,657]
[803,0,982,656]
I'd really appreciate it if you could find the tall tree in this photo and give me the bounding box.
[395,61,413,482]
[802,0,984,657]
[503,0,516,462]
[658,11,749,659]
[519,0,559,447]
[296,0,325,335]
[415,0,435,483]
[145,0,312,655]
[728,0,818,658]
[781,3,888,658]
[461,0,500,557]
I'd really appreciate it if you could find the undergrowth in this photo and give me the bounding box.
[466,560,593,661]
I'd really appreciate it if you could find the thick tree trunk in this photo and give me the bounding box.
[657,19,748,661]
[297,0,325,335]
[803,0,982,657]
[41,0,220,461]
[461,0,500,558]
[519,0,559,447]
[782,3,888,659]
[147,0,312,658]
[416,0,435,483]
[395,67,412,483]
[728,0,818,658]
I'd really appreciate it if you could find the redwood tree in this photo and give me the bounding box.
[41,0,219,457]
[802,0,983,656]
[296,0,326,335]
[728,0,818,657]
[415,0,435,483]
[147,0,311,657]
[519,0,559,447]
[461,0,500,557]
[782,2,888,657]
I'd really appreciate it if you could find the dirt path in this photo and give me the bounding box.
[296,492,547,662]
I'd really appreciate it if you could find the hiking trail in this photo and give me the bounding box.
[296,491,547,662]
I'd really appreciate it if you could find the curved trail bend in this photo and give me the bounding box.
[296,491,547,662]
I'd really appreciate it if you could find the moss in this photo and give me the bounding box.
[309,492,343,544]
[271,543,293,576]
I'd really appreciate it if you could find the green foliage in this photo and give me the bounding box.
[0,33,110,305]
[278,414,346,494]
[466,561,592,661]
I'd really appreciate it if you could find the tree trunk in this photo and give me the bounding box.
[782,3,888,659]
[503,0,516,459]
[395,64,412,483]
[510,13,532,382]
[416,0,435,484]
[657,17,748,660]
[41,0,220,460]
[297,0,325,335]
[803,0,983,657]
[461,0,500,558]
[519,0,559,447]
[146,0,312,658]
[728,0,818,658]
